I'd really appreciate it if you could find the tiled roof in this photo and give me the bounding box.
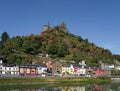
[2,64,18,67]
[19,64,37,68]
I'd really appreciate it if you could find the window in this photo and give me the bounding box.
[5,71,11,74]
[57,68,59,71]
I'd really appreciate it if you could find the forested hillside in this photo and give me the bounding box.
[0,23,120,66]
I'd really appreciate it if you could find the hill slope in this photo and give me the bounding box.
[39,25,114,66]
[0,23,118,66]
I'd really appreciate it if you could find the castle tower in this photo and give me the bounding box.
[42,22,50,31]
[42,25,49,31]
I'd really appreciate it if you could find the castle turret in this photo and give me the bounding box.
[42,22,50,31]
[42,25,49,31]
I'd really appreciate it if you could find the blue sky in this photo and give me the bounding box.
[0,0,120,54]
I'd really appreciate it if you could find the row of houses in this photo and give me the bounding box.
[0,58,111,77]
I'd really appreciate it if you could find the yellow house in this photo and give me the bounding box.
[62,64,74,76]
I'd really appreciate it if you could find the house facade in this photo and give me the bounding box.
[79,67,86,76]
[73,65,80,76]
[86,67,93,77]
[19,65,37,76]
[51,61,62,75]
[101,63,111,76]
[73,64,86,76]
[93,69,105,76]
[62,64,74,76]
[37,64,47,75]
[0,64,19,76]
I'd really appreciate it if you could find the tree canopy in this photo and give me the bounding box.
[1,32,10,43]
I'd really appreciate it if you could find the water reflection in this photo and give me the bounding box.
[93,85,103,90]
[0,83,120,91]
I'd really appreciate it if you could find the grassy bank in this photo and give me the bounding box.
[0,77,111,85]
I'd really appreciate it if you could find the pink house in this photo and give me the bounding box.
[19,65,37,76]
[73,65,79,75]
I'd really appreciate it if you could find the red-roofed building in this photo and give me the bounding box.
[93,69,105,76]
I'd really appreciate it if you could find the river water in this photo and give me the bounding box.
[0,82,119,91]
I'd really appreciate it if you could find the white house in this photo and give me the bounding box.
[1,64,19,76]
[101,63,115,69]
[101,63,111,76]
[73,61,87,76]
[109,65,115,69]
[79,67,86,76]
[37,64,47,75]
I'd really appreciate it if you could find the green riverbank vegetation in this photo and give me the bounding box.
[0,77,111,85]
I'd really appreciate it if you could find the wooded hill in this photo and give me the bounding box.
[0,23,120,66]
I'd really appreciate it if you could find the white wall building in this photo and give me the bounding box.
[1,64,19,76]
[37,65,47,75]
[79,68,86,76]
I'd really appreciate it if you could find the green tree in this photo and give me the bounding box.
[30,36,41,54]
[46,43,58,55]
[2,39,12,55]
[6,53,32,64]
[22,39,32,53]
[1,32,10,43]
[57,42,69,57]
[11,36,23,50]
[113,54,120,62]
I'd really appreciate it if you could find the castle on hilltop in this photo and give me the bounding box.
[42,22,68,33]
